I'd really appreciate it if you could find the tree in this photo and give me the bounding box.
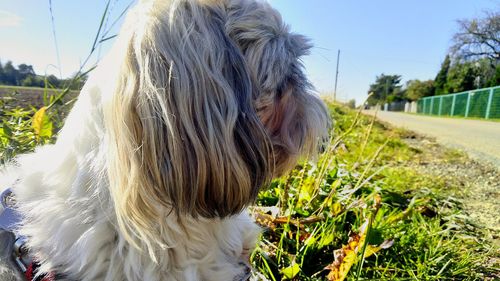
[367,74,403,105]
[20,76,35,87]
[488,64,500,87]
[17,64,35,81]
[434,55,451,95]
[473,58,500,88]
[346,99,356,109]
[0,61,4,84]
[445,62,477,93]
[0,58,87,89]
[2,61,18,85]
[46,74,61,88]
[21,76,44,88]
[405,80,435,101]
[451,11,500,62]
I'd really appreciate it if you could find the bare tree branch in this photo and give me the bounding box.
[451,11,500,62]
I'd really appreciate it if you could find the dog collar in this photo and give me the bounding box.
[0,188,55,281]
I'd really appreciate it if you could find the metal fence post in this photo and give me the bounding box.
[451,94,456,116]
[438,96,443,116]
[465,91,471,117]
[485,87,494,119]
[430,97,434,115]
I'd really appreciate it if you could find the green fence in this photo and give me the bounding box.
[417,86,500,120]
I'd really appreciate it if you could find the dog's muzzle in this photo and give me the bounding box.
[233,261,252,281]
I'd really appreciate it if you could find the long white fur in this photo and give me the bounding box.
[0,0,329,280]
[7,75,259,280]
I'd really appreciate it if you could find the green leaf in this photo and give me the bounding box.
[2,124,12,137]
[319,232,334,247]
[304,235,317,247]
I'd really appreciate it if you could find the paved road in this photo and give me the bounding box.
[363,110,500,168]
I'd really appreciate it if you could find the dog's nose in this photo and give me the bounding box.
[319,143,327,153]
[319,136,329,153]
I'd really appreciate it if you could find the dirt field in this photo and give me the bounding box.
[0,86,79,110]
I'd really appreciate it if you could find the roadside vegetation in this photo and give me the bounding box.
[251,103,499,280]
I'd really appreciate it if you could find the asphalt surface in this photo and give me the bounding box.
[363,110,500,168]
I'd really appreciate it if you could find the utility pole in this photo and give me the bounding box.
[333,49,340,102]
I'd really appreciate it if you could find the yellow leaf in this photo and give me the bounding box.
[297,177,315,207]
[253,212,276,229]
[32,107,52,140]
[326,220,369,281]
[332,202,343,216]
[364,240,394,258]
[32,107,47,134]
[281,262,301,280]
[326,194,388,281]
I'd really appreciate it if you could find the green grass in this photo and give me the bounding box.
[251,104,499,280]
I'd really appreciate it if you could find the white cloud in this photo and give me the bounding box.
[0,10,23,27]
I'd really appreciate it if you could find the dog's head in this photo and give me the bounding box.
[102,0,329,249]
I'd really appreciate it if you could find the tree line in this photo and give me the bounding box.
[0,60,85,90]
[367,11,499,105]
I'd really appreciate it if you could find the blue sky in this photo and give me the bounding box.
[0,0,498,104]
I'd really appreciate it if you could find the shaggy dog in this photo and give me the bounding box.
[0,0,329,280]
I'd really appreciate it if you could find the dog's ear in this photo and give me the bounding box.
[226,0,330,175]
[103,1,272,251]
